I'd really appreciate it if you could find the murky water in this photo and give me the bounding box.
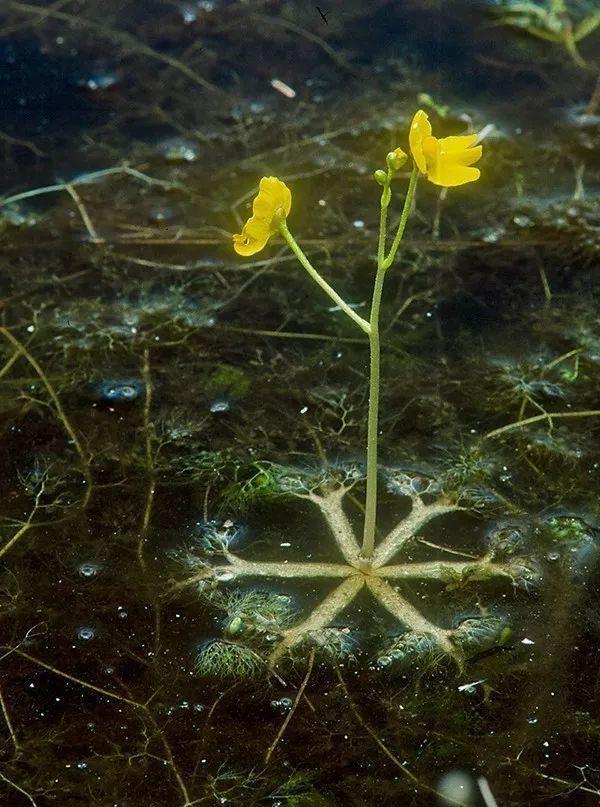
[0,1,599,804]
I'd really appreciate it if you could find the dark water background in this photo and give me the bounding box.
[0,1,599,804]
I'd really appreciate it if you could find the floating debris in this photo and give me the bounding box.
[457,678,486,693]
[270,78,296,99]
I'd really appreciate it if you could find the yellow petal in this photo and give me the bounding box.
[427,161,481,187]
[232,216,271,256]
[233,230,269,256]
[233,177,291,257]
[437,136,482,168]
[436,134,479,152]
[252,176,292,222]
[423,135,482,187]
[455,145,482,167]
[408,110,432,175]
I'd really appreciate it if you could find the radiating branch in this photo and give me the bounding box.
[365,577,459,660]
[305,486,362,565]
[376,560,512,581]
[373,497,460,567]
[269,576,364,666]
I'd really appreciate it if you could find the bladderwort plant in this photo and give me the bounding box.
[187,109,530,673]
[233,109,482,567]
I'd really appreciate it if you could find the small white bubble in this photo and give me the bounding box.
[210,399,230,413]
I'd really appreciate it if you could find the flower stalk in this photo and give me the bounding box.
[277,219,371,335]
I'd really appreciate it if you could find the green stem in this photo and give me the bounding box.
[383,165,419,270]
[361,264,385,559]
[278,220,371,335]
[362,165,419,559]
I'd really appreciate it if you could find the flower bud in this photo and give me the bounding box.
[373,169,387,185]
[386,148,408,171]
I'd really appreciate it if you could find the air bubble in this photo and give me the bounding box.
[210,399,230,413]
[78,562,99,578]
[77,627,95,641]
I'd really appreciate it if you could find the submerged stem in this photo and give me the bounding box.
[361,266,385,560]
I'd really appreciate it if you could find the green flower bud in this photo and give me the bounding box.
[386,148,408,171]
[373,169,387,185]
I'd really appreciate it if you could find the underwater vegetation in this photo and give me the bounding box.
[0,0,599,804]
[185,465,532,674]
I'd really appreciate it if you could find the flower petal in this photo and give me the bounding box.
[252,176,292,221]
[409,110,432,175]
[422,133,482,187]
[436,134,479,152]
[427,160,481,187]
[437,136,482,168]
[232,216,271,256]
[233,176,292,257]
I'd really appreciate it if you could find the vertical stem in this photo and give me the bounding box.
[383,165,419,270]
[361,266,385,559]
[362,165,419,559]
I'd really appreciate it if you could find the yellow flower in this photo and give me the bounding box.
[409,110,482,187]
[233,176,291,256]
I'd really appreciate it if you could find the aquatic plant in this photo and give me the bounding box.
[195,639,265,680]
[223,590,295,641]
[491,0,600,68]
[179,116,520,675]
[539,515,593,545]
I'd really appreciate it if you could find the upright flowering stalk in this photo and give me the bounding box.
[233,110,482,563]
